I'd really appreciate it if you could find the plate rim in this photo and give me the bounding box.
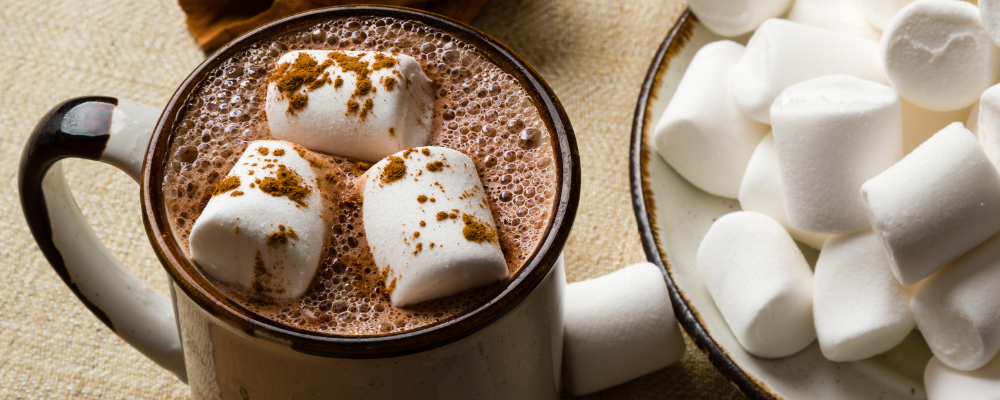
[627,9,780,400]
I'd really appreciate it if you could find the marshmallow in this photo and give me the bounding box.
[982,0,1000,47]
[360,146,507,307]
[266,50,434,162]
[787,0,881,40]
[968,100,981,135]
[813,231,915,362]
[911,232,1000,371]
[738,133,833,249]
[880,0,1000,111]
[978,84,1000,167]
[686,0,793,37]
[771,75,903,234]
[901,99,975,153]
[697,211,815,358]
[729,18,888,123]
[190,140,325,300]
[861,123,1000,286]
[653,40,769,198]
[854,0,914,30]
[562,262,685,396]
[925,354,1000,400]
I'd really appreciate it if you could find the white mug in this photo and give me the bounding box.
[18,6,580,399]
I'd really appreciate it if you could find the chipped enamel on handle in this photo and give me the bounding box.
[19,97,186,382]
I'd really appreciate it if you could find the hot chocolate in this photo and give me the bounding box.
[162,16,559,336]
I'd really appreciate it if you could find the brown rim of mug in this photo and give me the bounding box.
[629,9,780,400]
[142,5,580,359]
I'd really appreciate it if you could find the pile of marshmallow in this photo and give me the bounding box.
[188,50,511,308]
[657,0,1000,396]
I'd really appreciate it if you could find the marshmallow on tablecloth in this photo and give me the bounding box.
[729,18,887,123]
[738,134,833,249]
[562,262,685,396]
[788,0,881,40]
[861,123,1000,286]
[925,354,1000,400]
[686,0,793,37]
[266,50,434,162]
[854,0,914,30]
[190,140,325,300]
[697,211,816,358]
[881,0,1000,111]
[814,231,915,362]
[360,146,507,307]
[978,85,1000,167]
[911,232,1000,371]
[653,40,769,199]
[771,75,903,234]
[902,99,975,153]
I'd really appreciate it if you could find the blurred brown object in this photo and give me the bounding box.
[179,0,490,51]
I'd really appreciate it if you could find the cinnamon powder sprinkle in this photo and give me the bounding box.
[271,53,335,115]
[360,98,374,120]
[462,214,496,243]
[266,225,299,247]
[413,242,423,255]
[383,76,397,92]
[230,191,244,197]
[213,176,241,196]
[380,156,406,184]
[273,149,286,156]
[426,161,445,172]
[388,127,396,137]
[372,53,398,70]
[417,195,428,203]
[334,76,343,88]
[257,164,311,206]
[421,148,431,156]
[257,147,269,156]
[347,100,360,114]
[419,221,426,227]
[436,211,449,221]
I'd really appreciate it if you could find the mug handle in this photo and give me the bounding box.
[18,96,187,382]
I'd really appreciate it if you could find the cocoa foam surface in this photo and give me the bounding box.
[162,16,558,336]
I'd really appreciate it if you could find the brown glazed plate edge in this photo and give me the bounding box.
[628,9,780,400]
[141,5,580,359]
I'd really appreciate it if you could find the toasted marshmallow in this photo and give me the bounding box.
[880,0,1000,111]
[360,146,508,307]
[266,50,434,162]
[189,140,325,300]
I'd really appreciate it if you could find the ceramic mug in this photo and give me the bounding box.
[19,6,579,399]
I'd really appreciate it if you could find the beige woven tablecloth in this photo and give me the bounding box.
[0,0,747,398]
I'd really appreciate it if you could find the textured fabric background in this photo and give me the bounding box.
[0,0,747,398]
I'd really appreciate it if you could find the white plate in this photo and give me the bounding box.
[629,11,933,400]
